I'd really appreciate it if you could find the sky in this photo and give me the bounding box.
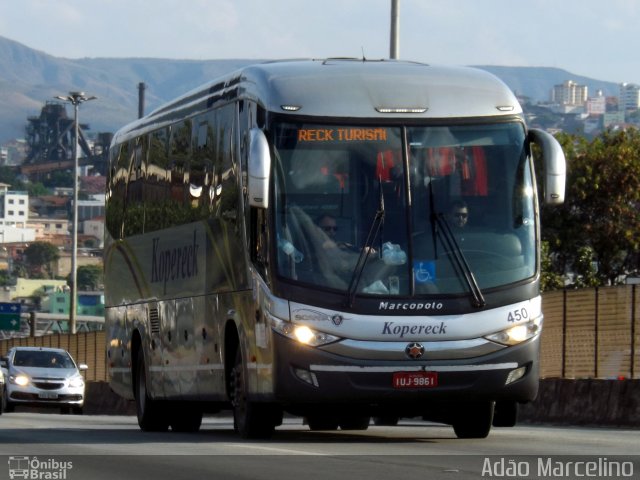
[0,0,639,85]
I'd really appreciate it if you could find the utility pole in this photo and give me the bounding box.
[138,82,146,119]
[54,92,97,334]
[390,0,400,59]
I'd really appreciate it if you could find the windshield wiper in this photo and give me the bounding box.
[346,180,385,307]
[434,212,486,308]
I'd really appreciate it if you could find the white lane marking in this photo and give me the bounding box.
[225,444,326,455]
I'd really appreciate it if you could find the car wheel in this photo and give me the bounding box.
[3,388,14,413]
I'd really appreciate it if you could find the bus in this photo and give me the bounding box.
[104,58,565,439]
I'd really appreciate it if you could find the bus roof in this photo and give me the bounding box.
[114,59,522,142]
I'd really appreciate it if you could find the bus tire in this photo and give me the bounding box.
[339,416,370,430]
[231,349,280,439]
[135,349,169,432]
[373,415,399,426]
[171,409,203,432]
[492,401,518,427]
[452,401,494,439]
[306,415,339,431]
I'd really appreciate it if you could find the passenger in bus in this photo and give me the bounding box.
[449,200,469,230]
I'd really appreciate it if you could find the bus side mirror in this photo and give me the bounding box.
[248,128,271,209]
[529,128,566,205]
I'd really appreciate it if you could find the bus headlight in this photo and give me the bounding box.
[272,318,340,347]
[485,318,542,346]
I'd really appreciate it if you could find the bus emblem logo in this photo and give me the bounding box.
[331,314,343,326]
[405,343,425,359]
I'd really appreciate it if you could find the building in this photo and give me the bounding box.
[41,291,104,316]
[0,278,68,305]
[619,83,640,111]
[28,218,71,240]
[83,216,104,248]
[586,91,607,115]
[0,183,36,244]
[0,183,28,228]
[551,80,588,106]
[603,111,627,128]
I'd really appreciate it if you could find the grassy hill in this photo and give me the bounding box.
[0,35,620,143]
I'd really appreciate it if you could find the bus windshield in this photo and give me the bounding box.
[272,121,535,297]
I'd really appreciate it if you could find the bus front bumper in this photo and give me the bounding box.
[271,333,540,410]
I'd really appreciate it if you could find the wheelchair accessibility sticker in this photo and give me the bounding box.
[414,261,436,284]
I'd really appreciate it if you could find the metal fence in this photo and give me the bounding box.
[0,331,107,382]
[1,285,638,382]
[540,285,639,379]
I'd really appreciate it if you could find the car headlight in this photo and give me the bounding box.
[485,318,542,346]
[10,374,30,386]
[69,376,85,388]
[272,317,340,347]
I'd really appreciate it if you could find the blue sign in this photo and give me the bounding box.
[414,260,436,284]
[0,302,21,331]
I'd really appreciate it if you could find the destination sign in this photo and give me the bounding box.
[297,127,388,142]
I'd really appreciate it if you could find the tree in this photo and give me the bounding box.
[540,129,640,287]
[76,265,103,291]
[23,242,60,279]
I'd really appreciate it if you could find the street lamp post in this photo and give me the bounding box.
[55,92,96,334]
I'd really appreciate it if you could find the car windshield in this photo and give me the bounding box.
[272,121,536,297]
[13,351,75,369]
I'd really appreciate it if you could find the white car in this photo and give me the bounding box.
[0,367,5,414]
[1,346,88,414]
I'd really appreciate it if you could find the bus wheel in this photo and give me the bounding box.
[339,416,370,430]
[135,349,169,432]
[171,409,203,432]
[452,401,494,439]
[493,401,518,427]
[230,350,280,439]
[373,415,399,426]
[306,415,339,431]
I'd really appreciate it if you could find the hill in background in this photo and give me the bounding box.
[0,35,620,143]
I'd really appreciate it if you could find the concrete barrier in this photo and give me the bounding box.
[84,382,136,415]
[519,379,640,427]
[84,379,640,427]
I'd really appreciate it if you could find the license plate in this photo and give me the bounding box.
[38,392,59,399]
[392,371,438,389]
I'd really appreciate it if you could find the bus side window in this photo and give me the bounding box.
[145,128,170,232]
[106,141,131,240]
[168,120,192,226]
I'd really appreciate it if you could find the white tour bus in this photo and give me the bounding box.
[105,58,565,439]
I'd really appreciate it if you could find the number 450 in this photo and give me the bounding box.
[507,307,529,323]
